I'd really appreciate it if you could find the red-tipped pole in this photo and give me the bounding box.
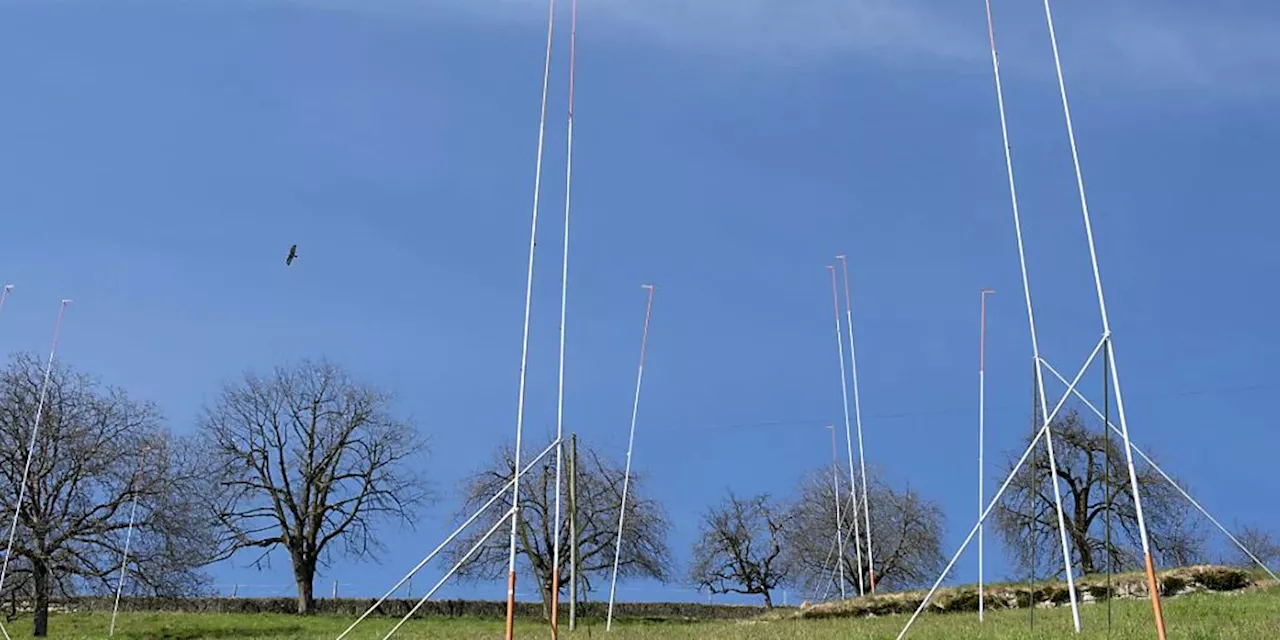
[835,256,874,594]
[826,425,847,599]
[0,299,71,640]
[549,2,580,637]
[0,285,14,318]
[978,288,995,622]
[824,265,865,595]
[606,284,656,631]
[505,0,560,637]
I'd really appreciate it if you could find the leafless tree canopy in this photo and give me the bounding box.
[783,466,945,596]
[0,354,212,636]
[1226,525,1280,573]
[995,409,1207,578]
[688,492,789,608]
[199,359,430,614]
[447,440,671,615]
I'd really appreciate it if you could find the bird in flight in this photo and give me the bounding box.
[285,244,298,266]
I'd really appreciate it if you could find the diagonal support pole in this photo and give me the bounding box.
[383,508,516,639]
[896,339,1102,639]
[897,424,1048,640]
[1038,0,1166,634]
[1040,360,1280,582]
[980,0,1082,627]
[337,440,560,640]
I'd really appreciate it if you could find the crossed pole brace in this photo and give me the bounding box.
[895,336,1280,639]
[895,335,1106,639]
[336,439,561,640]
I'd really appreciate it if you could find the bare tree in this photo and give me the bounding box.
[689,492,789,608]
[199,359,430,614]
[995,409,1207,577]
[447,440,671,615]
[1226,525,1280,572]
[0,354,213,637]
[784,466,945,596]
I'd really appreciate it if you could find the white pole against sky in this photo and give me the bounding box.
[895,338,1102,640]
[825,264,864,596]
[606,284,656,631]
[826,425,846,600]
[835,255,875,593]
[0,285,13,319]
[549,1,579,636]
[977,288,994,622]
[503,0,558,637]
[110,445,150,637]
[980,0,1081,629]
[1039,0,1166,635]
[0,299,71,640]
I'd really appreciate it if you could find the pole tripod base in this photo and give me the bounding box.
[1143,552,1168,640]
[504,572,517,640]
[550,568,560,640]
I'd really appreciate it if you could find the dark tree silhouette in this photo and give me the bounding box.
[995,409,1207,577]
[784,466,945,596]
[199,359,430,614]
[0,354,212,637]
[1226,525,1280,574]
[689,492,790,608]
[447,440,671,616]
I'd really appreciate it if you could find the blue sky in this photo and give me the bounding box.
[0,0,1277,606]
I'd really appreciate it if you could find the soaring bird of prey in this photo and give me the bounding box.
[285,244,298,266]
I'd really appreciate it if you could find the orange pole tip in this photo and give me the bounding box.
[1143,553,1168,640]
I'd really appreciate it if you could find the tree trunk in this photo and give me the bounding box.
[1075,532,1096,575]
[537,577,553,621]
[1072,485,1096,575]
[293,556,316,615]
[1070,505,1096,574]
[762,589,773,610]
[32,560,50,637]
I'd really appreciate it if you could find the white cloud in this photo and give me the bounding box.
[441,0,979,64]
[288,0,1280,97]
[1084,8,1280,97]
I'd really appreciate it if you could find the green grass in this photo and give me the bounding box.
[6,585,1277,639]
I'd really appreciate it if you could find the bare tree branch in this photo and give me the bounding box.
[197,359,431,614]
[995,408,1209,578]
[783,466,945,595]
[0,353,213,637]
[689,492,790,608]
[446,440,671,617]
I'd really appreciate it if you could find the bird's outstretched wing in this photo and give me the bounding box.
[286,244,298,266]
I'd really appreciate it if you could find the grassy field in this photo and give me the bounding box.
[6,584,1277,639]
